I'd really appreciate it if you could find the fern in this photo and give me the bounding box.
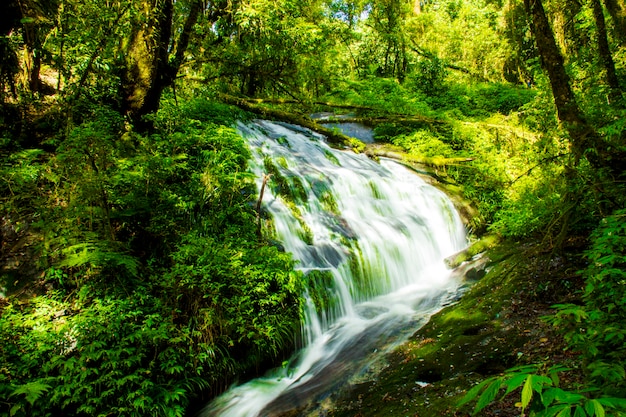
[59,240,140,278]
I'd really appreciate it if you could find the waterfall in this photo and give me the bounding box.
[201,120,467,417]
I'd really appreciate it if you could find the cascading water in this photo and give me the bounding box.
[201,120,467,417]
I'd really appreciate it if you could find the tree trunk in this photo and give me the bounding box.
[552,0,584,60]
[591,0,623,105]
[122,0,173,125]
[523,0,598,164]
[602,0,626,45]
[218,94,358,148]
[122,0,203,127]
[166,0,203,84]
[413,0,422,14]
[20,13,43,93]
[524,0,625,175]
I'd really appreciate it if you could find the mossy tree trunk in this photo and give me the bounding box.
[121,0,173,125]
[524,0,625,174]
[591,0,623,106]
[602,0,626,46]
[551,0,585,61]
[121,0,203,127]
[523,0,599,165]
[13,0,56,94]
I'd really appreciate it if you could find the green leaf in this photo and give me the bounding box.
[542,387,561,408]
[596,397,626,409]
[10,404,22,417]
[540,404,573,417]
[555,406,573,417]
[503,372,529,396]
[457,379,492,408]
[585,399,605,417]
[547,365,569,386]
[10,381,51,406]
[573,405,587,417]
[521,375,534,409]
[474,379,502,414]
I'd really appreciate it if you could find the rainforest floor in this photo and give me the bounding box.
[283,239,588,417]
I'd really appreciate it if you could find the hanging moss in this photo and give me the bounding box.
[368,180,384,199]
[298,221,314,246]
[264,156,308,205]
[290,176,308,204]
[276,136,291,147]
[311,181,339,215]
[305,269,341,317]
[324,149,341,166]
[281,200,314,245]
[345,242,386,300]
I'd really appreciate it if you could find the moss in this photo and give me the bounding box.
[324,149,341,166]
[445,233,501,268]
[281,200,314,245]
[320,190,339,215]
[276,136,291,147]
[368,180,383,200]
[348,138,366,153]
[264,156,308,205]
[325,242,570,417]
[276,156,289,169]
[305,270,340,317]
[298,221,314,246]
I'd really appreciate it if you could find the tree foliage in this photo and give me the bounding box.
[0,99,303,416]
[0,0,625,415]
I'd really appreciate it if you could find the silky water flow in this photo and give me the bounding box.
[201,120,468,416]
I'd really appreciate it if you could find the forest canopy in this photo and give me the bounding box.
[1,0,625,415]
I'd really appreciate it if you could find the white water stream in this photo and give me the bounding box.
[200,120,467,417]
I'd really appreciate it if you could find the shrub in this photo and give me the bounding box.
[407,57,448,95]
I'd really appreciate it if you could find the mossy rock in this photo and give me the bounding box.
[312,241,578,417]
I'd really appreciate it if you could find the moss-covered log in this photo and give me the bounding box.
[365,144,474,169]
[240,97,377,111]
[219,94,365,151]
[317,116,443,127]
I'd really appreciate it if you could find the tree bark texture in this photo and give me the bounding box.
[523,0,597,162]
[602,0,626,45]
[122,0,204,125]
[524,0,624,173]
[591,0,623,105]
[122,0,174,123]
[551,0,584,60]
[16,0,43,93]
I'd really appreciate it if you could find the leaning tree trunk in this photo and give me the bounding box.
[591,0,623,105]
[602,0,626,45]
[523,0,600,166]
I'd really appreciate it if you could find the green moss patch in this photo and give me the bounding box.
[322,241,580,417]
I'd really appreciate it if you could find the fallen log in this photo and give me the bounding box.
[316,115,442,126]
[365,145,474,168]
[241,97,378,111]
[219,94,365,151]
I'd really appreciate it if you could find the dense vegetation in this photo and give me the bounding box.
[0,0,625,416]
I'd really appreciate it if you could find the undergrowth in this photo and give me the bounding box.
[0,97,303,417]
